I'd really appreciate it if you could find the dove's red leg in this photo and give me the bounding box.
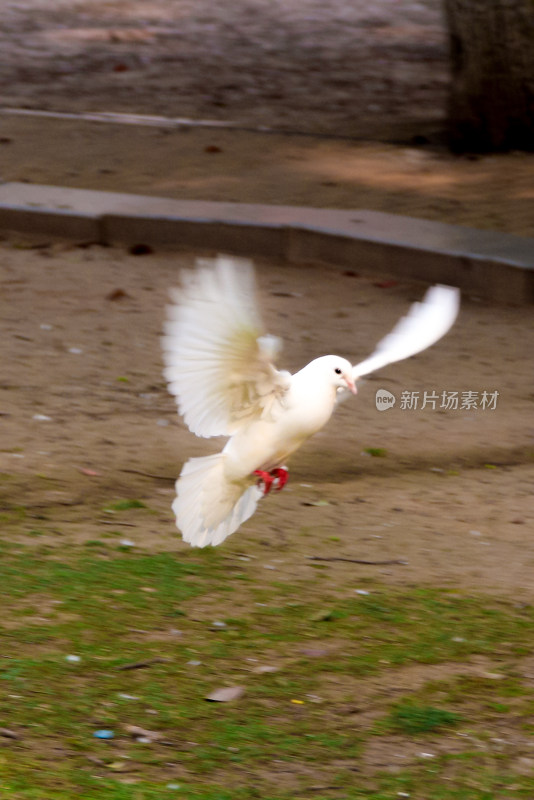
[253,470,275,495]
[271,467,288,491]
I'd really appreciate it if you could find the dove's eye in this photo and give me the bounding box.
[334,367,342,375]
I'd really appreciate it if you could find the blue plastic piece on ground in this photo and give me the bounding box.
[94,729,115,739]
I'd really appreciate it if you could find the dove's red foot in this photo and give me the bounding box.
[254,467,289,495]
[254,470,275,495]
[271,467,289,491]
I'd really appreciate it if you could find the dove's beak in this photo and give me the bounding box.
[344,374,357,395]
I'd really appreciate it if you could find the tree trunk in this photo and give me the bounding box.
[443,0,534,152]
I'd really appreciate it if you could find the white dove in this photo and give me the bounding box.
[162,256,459,548]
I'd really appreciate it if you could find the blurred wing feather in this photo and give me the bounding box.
[352,284,460,379]
[162,256,289,438]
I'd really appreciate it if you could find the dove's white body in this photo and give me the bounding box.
[223,358,341,480]
[162,257,460,547]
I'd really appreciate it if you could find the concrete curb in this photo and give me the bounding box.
[0,182,532,303]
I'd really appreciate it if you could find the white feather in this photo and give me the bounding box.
[162,255,288,439]
[352,285,460,379]
[173,454,262,547]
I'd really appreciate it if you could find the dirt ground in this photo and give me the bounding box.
[1,0,534,613]
[1,0,449,138]
[1,0,533,235]
[1,0,534,597]
[2,240,533,599]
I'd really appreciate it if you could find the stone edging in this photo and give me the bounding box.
[0,181,532,303]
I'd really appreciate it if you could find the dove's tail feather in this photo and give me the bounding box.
[173,454,261,547]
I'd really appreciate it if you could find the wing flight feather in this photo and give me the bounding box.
[162,256,289,438]
[352,284,460,379]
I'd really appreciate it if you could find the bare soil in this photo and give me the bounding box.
[1,0,449,139]
[0,0,533,235]
[2,240,533,598]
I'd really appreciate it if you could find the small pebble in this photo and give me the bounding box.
[253,665,279,674]
[65,654,81,663]
[120,539,135,547]
[33,414,52,421]
[68,347,83,354]
[211,620,226,628]
[355,589,370,595]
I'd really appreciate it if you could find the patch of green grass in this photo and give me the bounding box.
[2,536,534,797]
[381,702,462,735]
[0,505,27,523]
[362,756,534,800]
[104,499,147,511]
[363,447,388,457]
[191,716,359,769]
[427,675,529,709]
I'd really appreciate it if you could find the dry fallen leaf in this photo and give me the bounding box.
[0,728,20,740]
[205,686,245,703]
[123,724,163,741]
[374,279,399,289]
[107,288,129,301]
[308,609,335,622]
[128,243,154,256]
[108,761,128,771]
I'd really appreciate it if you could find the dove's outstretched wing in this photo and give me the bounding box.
[352,284,460,380]
[162,256,290,439]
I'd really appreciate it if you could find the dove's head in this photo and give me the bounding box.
[311,355,357,395]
